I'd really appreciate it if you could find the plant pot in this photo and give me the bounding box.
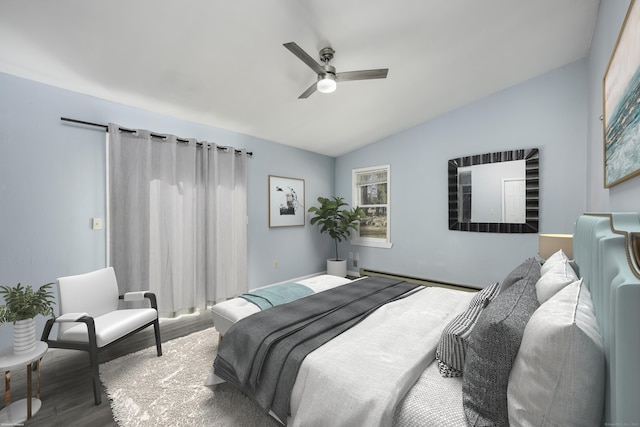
[13,318,36,354]
[327,259,347,277]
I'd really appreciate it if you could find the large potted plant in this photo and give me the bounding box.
[308,196,365,277]
[0,282,55,354]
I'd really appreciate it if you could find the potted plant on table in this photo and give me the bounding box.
[308,196,365,277]
[0,282,55,354]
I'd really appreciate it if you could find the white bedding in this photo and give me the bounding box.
[393,360,466,427]
[288,286,474,427]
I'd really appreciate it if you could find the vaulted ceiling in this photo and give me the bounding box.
[0,0,599,156]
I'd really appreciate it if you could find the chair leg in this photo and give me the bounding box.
[89,345,101,405]
[153,319,162,357]
[84,317,102,405]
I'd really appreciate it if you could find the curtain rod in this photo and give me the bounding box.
[60,117,253,156]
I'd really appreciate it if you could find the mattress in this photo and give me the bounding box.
[210,274,354,336]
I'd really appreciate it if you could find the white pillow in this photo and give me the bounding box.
[539,249,570,276]
[535,260,578,304]
[507,279,605,427]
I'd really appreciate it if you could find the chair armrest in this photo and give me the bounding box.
[122,291,147,301]
[41,313,95,342]
[119,291,159,311]
[55,312,90,322]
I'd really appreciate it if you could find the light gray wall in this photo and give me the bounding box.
[0,72,335,343]
[586,0,640,213]
[336,59,588,287]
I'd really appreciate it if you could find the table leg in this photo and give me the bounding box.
[26,364,32,419]
[36,359,41,399]
[4,370,9,407]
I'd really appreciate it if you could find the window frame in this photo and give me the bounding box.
[351,164,392,248]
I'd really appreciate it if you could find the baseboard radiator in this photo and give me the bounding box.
[358,268,480,293]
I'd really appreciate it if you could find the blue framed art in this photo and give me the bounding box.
[603,0,640,188]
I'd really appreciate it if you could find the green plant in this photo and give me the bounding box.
[308,196,365,261]
[0,282,55,324]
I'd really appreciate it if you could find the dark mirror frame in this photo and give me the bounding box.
[448,148,539,233]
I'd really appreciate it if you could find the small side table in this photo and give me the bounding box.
[0,341,48,424]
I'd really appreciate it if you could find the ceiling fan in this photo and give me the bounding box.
[283,42,389,99]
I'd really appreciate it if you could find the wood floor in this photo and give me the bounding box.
[5,310,213,427]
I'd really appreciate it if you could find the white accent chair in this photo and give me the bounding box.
[41,267,162,405]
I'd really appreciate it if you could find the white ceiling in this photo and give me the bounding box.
[0,0,599,157]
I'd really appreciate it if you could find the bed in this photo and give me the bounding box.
[209,212,640,426]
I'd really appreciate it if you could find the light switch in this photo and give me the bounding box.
[92,218,103,230]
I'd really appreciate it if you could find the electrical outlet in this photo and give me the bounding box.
[92,218,103,230]
[349,252,353,259]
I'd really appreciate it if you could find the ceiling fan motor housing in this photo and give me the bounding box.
[319,47,335,63]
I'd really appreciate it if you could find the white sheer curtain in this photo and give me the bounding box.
[108,124,247,317]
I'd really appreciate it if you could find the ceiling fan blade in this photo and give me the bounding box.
[283,42,325,75]
[336,69,389,82]
[298,81,318,99]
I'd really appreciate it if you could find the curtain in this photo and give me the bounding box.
[108,124,247,317]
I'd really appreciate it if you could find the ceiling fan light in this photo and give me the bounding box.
[317,74,337,93]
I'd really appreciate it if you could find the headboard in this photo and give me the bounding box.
[574,213,640,424]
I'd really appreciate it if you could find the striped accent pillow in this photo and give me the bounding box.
[436,282,500,377]
[469,282,500,308]
[436,304,484,377]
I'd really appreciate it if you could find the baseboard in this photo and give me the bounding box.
[358,267,479,291]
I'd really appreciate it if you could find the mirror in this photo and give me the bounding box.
[448,148,539,233]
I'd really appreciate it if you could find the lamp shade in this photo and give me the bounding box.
[539,233,573,259]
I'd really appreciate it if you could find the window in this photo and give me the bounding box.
[351,165,392,248]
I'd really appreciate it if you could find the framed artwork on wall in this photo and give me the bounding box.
[603,0,640,188]
[268,175,305,227]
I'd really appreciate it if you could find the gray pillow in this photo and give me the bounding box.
[498,257,540,294]
[462,275,540,426]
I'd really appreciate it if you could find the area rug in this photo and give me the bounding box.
[99,328,280,427]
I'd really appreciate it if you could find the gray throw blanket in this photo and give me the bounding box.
[213,277,421,424]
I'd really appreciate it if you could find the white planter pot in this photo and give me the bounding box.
[327,259,347,277]
[14,318,36,355]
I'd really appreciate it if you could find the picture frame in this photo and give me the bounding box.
[268,175,305,227]
[603,0,640,188]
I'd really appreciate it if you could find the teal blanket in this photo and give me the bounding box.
[239,282,314,310]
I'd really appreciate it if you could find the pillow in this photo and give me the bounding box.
[539,249,570,276]
[436,304,484,377]
[535,260,579,304]
[507,280,604,426]
[499,257,540,294]
[462,275,540,426]
[436,282,501,377]
[469,282,500,308]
